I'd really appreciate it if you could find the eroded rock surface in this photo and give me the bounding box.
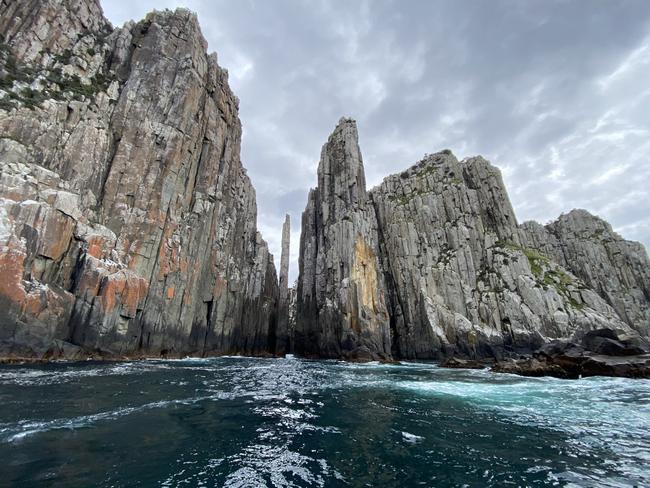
[296,119,649,361]
[0,0,281,359]
[520,210,649,337]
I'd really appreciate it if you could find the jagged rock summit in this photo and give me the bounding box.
[0,0,282,359]
[295,118,649,361]
[276,213,291,355]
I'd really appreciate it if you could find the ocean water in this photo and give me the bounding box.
[0,357,649,487]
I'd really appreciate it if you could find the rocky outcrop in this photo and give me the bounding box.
[287,285,297,348]
[0,0,280,359]
[492,328,650,379]
[294,118,391,360]
[520,210,649,337]
[371,151,636,359]
[296,119,650,361]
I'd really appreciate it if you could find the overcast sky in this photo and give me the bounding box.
[103,0,650,283]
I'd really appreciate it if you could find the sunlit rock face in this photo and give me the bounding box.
[296,119,649,360]
[0,0,281,359]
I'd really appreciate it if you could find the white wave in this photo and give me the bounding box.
[0,361,178,386]
[1,392,240,443]
[401,431,424,443]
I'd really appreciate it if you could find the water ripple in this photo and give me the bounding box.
[0,357,648,487]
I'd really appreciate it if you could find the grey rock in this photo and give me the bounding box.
[294,118,391,360]
[0,0,280,359]
[296,120,648,361]
[439,357,489,369]
[371,151,631,359]
[287,285,297,350]
[493,328,650,378]
[276,214,290,354]
[519,210,649,337]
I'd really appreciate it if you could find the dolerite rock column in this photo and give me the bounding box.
[276,214,291,354]
[295,118,391,360]
[0,0,279,359]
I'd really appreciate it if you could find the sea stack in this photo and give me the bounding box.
[294,118,392,361]
[276,214,291,354]
[295,118,649,360]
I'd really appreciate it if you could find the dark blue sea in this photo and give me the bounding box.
[1,356,649,487]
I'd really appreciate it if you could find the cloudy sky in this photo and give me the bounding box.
[103,0,650,282]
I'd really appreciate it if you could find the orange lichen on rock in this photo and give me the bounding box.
[121,275,149,318]
[99,271,148,318]
[351,236,379,313]
[158,223,181,279]
[0,238,72,322]
[0,241,29,306]
[86,236,106,259]
[38,210,75,261]
[75,257,106,299]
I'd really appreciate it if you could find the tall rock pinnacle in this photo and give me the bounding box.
[276,214,291,354]
[295,118,392,360]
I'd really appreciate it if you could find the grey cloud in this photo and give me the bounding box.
[102,0,650,282]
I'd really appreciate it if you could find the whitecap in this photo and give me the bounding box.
[1,392,240,443]
[401,431,424,443]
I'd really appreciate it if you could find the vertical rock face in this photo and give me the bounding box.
[276,214,290,354]
[295,118,391,360]
[296,119,649,360]
[0,0,280,358]
[371,153,630,359]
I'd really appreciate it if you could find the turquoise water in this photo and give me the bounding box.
[0,357,649,487]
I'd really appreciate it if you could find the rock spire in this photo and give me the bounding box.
[294,118,392,360]
[276,213,291,354]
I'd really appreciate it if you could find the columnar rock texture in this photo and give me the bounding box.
[296,119,649,360]
[519,211,649,337]
[371,153,633,359]
[0,0,281,359]
[276,214,290,354]
[295,118,391,360]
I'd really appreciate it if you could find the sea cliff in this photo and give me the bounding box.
[0,0,281,359]
[1,1,648,365]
